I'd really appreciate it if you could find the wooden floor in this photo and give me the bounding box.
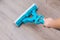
[0,0,60,40]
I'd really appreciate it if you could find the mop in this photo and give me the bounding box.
[14,3,44,27]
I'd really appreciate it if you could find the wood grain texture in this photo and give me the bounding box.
[0,0,60,40]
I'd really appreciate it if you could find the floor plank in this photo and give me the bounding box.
[0,0,60,40]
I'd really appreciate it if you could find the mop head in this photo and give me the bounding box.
[14,3,44,27]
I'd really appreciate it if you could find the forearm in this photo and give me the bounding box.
[44,18,60,29]
[51,19,60,29]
